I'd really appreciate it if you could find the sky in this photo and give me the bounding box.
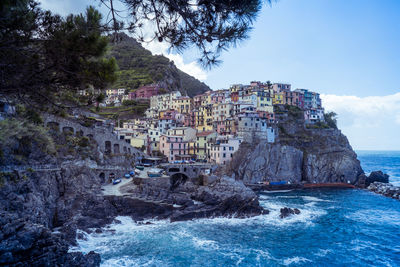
[41,0,400,150]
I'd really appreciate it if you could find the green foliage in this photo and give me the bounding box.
[0,118,56,156]
[96,93,106,103]
[78,136,90,147]
[122,100,137,106]
[97,100,149,119]
[1,2,117,108]
[306,122,330,129]
[285,104,303,120]
[324,112,338,129]
[15,104,43,124]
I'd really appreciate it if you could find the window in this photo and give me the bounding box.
[223,153,226,158]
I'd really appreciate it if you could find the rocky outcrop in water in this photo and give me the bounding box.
[365,171,389,186]
[124,175,267,222]
[367,182,400,200]
[279,207,301,218]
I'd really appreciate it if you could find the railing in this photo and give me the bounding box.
[0,164,61,172]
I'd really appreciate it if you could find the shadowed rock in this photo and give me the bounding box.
[280,207,301,219]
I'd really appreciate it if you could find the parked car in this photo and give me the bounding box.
[112,178,121,185]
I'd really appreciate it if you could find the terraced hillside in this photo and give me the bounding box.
[109,33,210,97]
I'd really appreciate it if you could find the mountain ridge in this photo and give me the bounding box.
[109,33,210,97]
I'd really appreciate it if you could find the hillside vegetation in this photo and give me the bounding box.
[109,33,210,97]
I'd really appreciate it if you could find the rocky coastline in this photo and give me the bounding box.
[367,182,400,200]
[0,161,265,266]
[0,111,393,266]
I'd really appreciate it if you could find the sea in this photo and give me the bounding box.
[72,151,400,266]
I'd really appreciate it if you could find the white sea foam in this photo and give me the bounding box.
[302,196,332,202]
[192,237,219,250]
[254,249,272,261]
[276,196,299,199]
[101,256,169,267]
[258,194,272,200]
[283,256,312,265]
[315,249,332,257]
[69,216,171,254]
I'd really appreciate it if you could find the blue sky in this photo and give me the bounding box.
[41,0,400,150]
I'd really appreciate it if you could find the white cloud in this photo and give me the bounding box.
[143,41,208,81]
[321,93,400,126]
[321,93,400,150]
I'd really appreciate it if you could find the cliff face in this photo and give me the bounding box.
[233,108,363,185]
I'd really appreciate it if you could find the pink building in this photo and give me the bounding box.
[210,91,225,104]
[283,90,304,108]
[159,127,197,162]
[257,111,275,123]
[183,111,196,127]
[130,84,160,99]
[160,135,190,162]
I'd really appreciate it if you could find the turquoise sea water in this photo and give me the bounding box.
[74,151,400,266]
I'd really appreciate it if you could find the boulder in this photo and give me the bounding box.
[365,171,389,186]
[280,207,301,219]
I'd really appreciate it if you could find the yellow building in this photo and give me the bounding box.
[173,97,192,114]
[229,84,242,94]
[256,91,274,113]
[273,91,284,105]
[130,134,147,149]
[198,105,213,132]
[194,108,205,131]
[212,103,232,122]
[195,131,217,160]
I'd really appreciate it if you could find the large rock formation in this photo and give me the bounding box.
[365,171,389,186]
[122,175,266,222]
[232,128,363,185]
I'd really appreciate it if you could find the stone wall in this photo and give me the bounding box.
[43,114,145,158]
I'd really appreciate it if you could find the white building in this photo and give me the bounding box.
[209,135,242,165]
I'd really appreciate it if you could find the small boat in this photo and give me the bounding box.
[147,168,163,178]
[129,171,135,176]
[135,165,144,170]
[135,169,141,175]
[270,181,287,186]
[112,178,121,185]
[124,174,131,178]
